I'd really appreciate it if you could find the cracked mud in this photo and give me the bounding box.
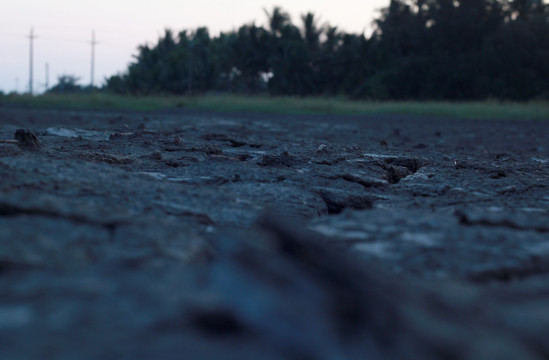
[1,107,548,359]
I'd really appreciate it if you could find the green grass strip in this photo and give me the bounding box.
[2,93,548,120]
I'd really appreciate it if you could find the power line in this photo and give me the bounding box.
[0,28,140,46]
[0,31,100,44]
[3,27,104,92]
[0,33,28,38]
[40,35,90,43]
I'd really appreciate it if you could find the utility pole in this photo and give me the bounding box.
[187,39,194,95]
[90,30,97,88]
[28,27,36,95]
[45,63,49,92]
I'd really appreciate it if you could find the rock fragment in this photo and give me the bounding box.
[317,189,373,214]
[0,129,41,151]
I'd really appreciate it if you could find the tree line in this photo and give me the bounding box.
[104,0,549,100]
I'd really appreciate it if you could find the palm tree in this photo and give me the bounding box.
[264,6,291,37]
[300,12,322,51]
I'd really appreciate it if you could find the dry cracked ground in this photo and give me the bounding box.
[1,107,548,360]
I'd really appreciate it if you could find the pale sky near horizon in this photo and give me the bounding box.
[0,0,388,94]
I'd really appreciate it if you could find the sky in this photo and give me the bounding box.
[0,0,388,94]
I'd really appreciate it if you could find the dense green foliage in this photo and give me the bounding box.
[106,1,549,100]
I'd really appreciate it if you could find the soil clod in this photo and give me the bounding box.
[0,129,41,151]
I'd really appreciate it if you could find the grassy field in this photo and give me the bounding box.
[1,93,548,120]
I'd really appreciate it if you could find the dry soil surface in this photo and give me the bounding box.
[1,107,548,359]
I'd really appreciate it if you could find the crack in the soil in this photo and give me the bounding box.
[468,258,549,283]
[455,210,549,233]
[317,191,374,215]
[0,259,38,275]
[0,202,124,230]
[341,173,388,188]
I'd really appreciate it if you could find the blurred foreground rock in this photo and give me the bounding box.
[195,216,549,360]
